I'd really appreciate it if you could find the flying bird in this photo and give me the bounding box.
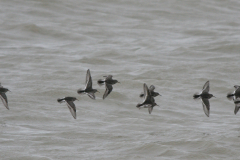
[227,85,240,100]
[136,83,158,114]
[98,75,119,99]
[77,69,99,100]
[139,85,161,98]
[0,83,10,110]
[57,97,78,119]
[193,81,215,117]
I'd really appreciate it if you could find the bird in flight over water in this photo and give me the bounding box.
[0,83,10,110]
[98,75,120,99]
[136,83,158,114]
[77,69,99,100]
[193,81,215,117]
[57,97,78,119]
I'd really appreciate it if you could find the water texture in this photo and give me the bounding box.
[0,0,240,159]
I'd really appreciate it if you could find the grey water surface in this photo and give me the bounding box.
[1,0,240,159]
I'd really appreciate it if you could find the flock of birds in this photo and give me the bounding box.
[0,69,240,119]
[57,69,120,119]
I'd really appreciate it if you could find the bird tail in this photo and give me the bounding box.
[57,98,65,103]
[193,93,200,99]
[136,103,142,109]
[139,93,144,98]
[227,92,234,101]
[97,79,105,86]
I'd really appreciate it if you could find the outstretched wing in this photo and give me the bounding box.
[202,81,210,93]
[105,75,113,80]
[86,92,95,100]
[143,83,150,102]
[234,99,240,115]
[149,85,155,92]
[0,92,8,110]
[66,100,76,119]
[234,87,240,97]
[201,98,210,117]
[86,69,93,89]
[148,106,153,114]
[234,106,240,115]
[85,69,90,85]
[103,83,113,99]
[234,85,240,89]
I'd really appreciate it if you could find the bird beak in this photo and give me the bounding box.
[8,90,11,92]
[213,96,216,98]
[118,82,120,83]
[76,98,79,101]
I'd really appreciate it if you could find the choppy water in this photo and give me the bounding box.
[1,0,240,159]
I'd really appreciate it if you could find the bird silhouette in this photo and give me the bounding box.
[77,69,99,100]
[98,75,119,99]
[0,83,10,110]
[136,83,158,114]
[193,81,215,117]
[57,97,78,119]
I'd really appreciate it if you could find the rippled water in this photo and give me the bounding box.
[1,0,240,159]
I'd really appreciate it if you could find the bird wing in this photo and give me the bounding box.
[201,98,210,117]
[234,99,240,114]
[86,69,93,89]
[149,85,155,92]
[143,83,150,102]
[85,69,90,86]
[234,106,240,115]
[0,92,8,110]
[202,81,210,93]
[234,86,240,96]
[86,92,95,100]
[66,100,76,119]
[148,106,153,114]
[103,83,113,100]
[234,85,240,89]
[105,75,113,80]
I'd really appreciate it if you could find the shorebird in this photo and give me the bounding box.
[193,81,215,117]
[77,69,99,100]
[98,75,120,99]
[136,83,158,114]
[0,83,10,110]
[57,97,78,119]
[227,85,240,100]
[139,85,161,98]
[234,98,240,115]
